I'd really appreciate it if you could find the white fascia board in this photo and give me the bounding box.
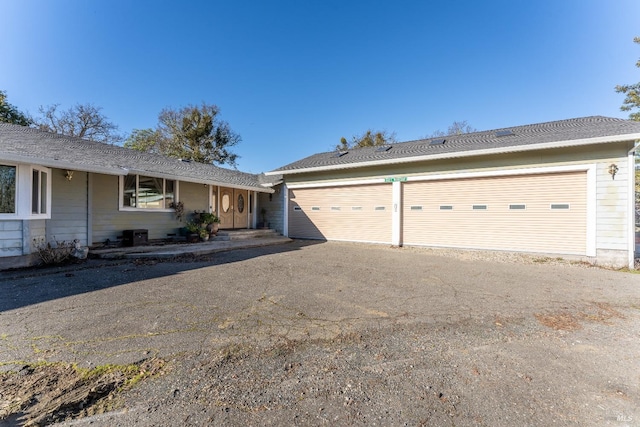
[0,153,128,176]
[123,169,274,193]
[268,133,640,176]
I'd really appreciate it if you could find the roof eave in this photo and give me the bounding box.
[266,133,640,176]
[0,153,128,176]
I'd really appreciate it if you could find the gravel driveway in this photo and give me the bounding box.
[1,241,639,426]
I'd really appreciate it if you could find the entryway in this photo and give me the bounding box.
[217,187,249,229]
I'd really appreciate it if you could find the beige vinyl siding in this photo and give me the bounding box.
[402,172,587,254]
[595,158,630,250]
[258,184,285,234]
[289,184,392,243]
[46,169,88,245]
[91,174,183,244]
[179,181,209,213]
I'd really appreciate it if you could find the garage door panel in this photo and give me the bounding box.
[402,172,587,254]
[289,184,392,243]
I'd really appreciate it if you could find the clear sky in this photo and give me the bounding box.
[1,0,639,173]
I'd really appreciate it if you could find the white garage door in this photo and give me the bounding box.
[288,184,392,243]
[402,172,587,254]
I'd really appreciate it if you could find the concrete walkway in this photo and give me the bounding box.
[90,232,293,259]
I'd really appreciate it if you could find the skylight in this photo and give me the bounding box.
[429,138,446,145]
[496,130,514,137]
[333,150,348,158]
[376,146,392,152]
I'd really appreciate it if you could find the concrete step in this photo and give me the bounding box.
[215,229,279,240]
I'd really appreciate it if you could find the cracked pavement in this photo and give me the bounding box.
[1,240,639,426]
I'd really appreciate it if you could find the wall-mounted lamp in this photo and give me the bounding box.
[608,163,618,180]
[65,170,74,181]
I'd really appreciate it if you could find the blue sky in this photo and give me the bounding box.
[1,0,639,173]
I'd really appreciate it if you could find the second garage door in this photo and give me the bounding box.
[402,171,587,254]
[289,184,392,243]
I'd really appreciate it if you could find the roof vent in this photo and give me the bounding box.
[429,138,446,145]
[496,130,514,137]
[333,150,348,158]
[376,146,392,152]
[179,158,192,163]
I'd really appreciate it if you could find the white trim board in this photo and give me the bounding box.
[287,163,595,189]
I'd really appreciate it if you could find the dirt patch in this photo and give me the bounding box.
[0,358,165,426]
[534,312,582,331]
[535,302,626,331]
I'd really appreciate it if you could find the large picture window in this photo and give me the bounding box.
[0,165,16,214]
[122,175,176,209]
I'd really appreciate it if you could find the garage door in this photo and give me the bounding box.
[289,184,392,243]
[402,171,587,254]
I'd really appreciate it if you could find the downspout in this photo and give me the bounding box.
[628,145,637,270]
[282,183,289,237]
[87,172,93,246]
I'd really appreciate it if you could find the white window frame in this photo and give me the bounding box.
[119,175,178,212]
[0,163,18,218]
[30,166,51,218]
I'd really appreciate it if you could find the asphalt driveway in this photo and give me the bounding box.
[1,241,639,426]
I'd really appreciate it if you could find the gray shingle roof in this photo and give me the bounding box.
[0,123,270,192]
[269,116,640,174]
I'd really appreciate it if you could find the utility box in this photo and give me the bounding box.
[122,229,149,246]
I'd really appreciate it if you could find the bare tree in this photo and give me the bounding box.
[33,103,122,144]
[428,120,477,138]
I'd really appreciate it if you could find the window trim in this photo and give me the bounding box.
[30,165,51,219]
[0,163,18,218]
[119,175,178,212]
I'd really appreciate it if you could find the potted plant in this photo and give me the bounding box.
[199,227,210,241]
[185,221,201,243]
[200,212,220,236]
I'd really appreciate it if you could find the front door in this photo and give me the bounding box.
[233,190,248,228]
[218,187,249,229]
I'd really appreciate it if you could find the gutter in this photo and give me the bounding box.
[265,132,640,176]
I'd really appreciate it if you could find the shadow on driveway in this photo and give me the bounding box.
[0,239,323,313]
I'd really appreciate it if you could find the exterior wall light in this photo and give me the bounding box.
[607,163,618,180]
[65,170,74,181]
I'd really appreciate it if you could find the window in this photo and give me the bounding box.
[374,206,386,211]
[472,205,487,210]
[311,206,320,211]
[331,206,341,211]
[293,206,302,211]
[509,204,526,210]
[122,175,176,209]
[550,204,570,210]
[31,167,48,215]
[410,206,423,211]
[0,165,16,214]
[351,206,363,211]
[439,205,453,210]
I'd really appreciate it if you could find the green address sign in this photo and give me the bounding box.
[384,177,408,183]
